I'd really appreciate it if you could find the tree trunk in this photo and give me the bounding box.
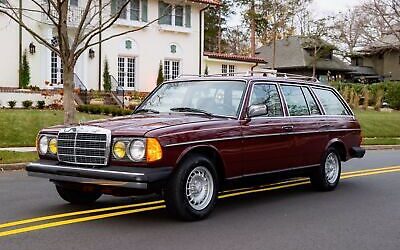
[312,46,317,78]
[272,30,276,70]
[250,0,256,57]
[63,65,76,125]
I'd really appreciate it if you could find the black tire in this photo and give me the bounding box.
[55,185,102,205]
[310,147,341,191]
[164,154,219,221]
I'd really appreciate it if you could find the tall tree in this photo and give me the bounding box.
[236,0,257,56]
[204,0,233,53]
[256,0,311,69]
[0,0,175,124]
[302,17,333,78]
[223,25,250,55]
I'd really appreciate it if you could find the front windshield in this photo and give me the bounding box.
[139,80,247,117]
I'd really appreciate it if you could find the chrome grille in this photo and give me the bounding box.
[57,126,110,166]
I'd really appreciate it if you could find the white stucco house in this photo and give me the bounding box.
[0,0,267,104]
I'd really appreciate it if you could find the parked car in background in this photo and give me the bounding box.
[27,73,365,221]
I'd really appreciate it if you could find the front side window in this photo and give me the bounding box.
[140,81,247,117]
[313,88,349,115]
[281,85,310,116]
[249,84,283,117]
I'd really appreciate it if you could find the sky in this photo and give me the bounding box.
[229,0,364,26]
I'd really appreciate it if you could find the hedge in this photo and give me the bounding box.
[77,104,133,116]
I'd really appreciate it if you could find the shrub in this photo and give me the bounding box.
[8,100,16,109]
[362,86,369,110]
[22,100,33,109]
[386,83,400,110]
[103,58,112,92]
[77,104,130,116]
[375,89,384,111]
[20,50,31,89]
[156,61,164,86]
[37,100,45,109]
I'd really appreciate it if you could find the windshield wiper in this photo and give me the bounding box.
[170,107,214,117]
[134,108,160,114]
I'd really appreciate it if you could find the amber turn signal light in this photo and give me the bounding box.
[146,138,162,162]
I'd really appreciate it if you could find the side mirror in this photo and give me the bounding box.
[247,104,267,118]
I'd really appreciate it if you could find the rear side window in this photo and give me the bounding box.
[302,87,321,115]
[313,88,349,115]
[281,85,309,116]
[249,84,283,117]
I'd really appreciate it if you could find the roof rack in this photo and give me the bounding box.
[177,70,319,83]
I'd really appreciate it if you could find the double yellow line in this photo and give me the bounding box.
[0,165,399,237]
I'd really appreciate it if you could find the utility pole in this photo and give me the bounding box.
[18,0,22,88]
[98,0,102,91]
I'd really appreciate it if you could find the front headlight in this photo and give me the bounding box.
[38,135,49,155]
[48,138,58,154]
[113,141,127,159]
[128,140,146,161]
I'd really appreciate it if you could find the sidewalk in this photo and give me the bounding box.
[0,147,36,152]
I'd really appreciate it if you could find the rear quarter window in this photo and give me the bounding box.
[313,88,349,116]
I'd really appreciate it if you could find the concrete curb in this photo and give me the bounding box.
[362,145,400,150]
[0,163,27,171]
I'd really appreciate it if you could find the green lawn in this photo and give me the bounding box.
[0,109,106,147]
[354,109,400,145]
[0,151,39,164]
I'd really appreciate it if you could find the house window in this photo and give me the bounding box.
[222,64,227,74]
[164,60,180,80]
[118,56,136,88]
[229,65,235,76]
[70,0,78,7]
[159,1,191,27]
[111,0,148,22]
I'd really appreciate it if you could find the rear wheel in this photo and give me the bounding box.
[55,185,102,204]
[310,147,341,191]
[164,154,219,221]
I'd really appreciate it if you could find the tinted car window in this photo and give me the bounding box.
[281,85,310,116]
[302,87,321,115]
[249,84,283,117]
[313,88,349,115]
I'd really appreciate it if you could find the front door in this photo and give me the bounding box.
[51,51,63,86]
[241,82,295,175]
[118,56,135,89]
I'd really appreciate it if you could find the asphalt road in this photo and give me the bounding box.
[0,150,399,250]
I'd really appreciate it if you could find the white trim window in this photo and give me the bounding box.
[222,64,228,75]
[222,64,235,76]
[229,65,235,76]
[159,1,191,27]
[118,56,136,89]
[164,60,180,80]
[111,0,148,22]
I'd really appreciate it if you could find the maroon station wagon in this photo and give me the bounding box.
[27,74,365,220]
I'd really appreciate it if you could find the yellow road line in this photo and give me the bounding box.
[0,205,166,237]
[0,200,164,229]
[0,166,399,237]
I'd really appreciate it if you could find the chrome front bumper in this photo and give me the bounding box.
[26,160,173,189]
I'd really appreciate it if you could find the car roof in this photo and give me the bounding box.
[170,74,333,90]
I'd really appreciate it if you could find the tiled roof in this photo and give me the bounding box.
[190,0,220,5]
[204,52,267,64]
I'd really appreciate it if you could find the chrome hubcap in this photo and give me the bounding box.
[325,152,339,184]
[186,166,214,211]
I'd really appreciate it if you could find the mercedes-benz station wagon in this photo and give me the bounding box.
[27,73,365,220]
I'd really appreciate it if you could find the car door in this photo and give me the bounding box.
[241,82,295,175]
[280,84,326,167]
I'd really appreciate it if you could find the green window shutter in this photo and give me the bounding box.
[185,5,191,28]
[111,0,116,15]
[141,0,148,22]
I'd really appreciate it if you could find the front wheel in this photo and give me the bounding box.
[310,148,341,191]
[55,185,102,204]
[164,154,219,221]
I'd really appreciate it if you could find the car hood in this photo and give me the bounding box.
[47,114,221,136]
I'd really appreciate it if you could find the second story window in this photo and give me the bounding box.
[70,0,78,7]
[111,0,148,22]
[159,1,191,28]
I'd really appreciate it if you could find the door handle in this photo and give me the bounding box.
[282,125,294,131]
[320,124,332,129]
